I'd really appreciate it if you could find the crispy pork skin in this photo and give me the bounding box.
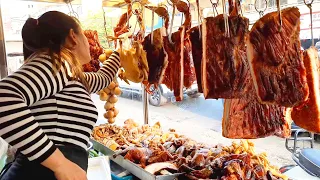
[202,14,249,99]
[292,47,320,133]
[246,7,309,107]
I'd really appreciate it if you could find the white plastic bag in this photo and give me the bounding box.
[0,138,8,171]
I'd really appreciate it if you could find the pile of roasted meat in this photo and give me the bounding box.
[92,120,287,180]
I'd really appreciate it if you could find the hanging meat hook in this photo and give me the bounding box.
[209,0,219,16]
[276,0,282,32]
[254,0,267,17]
[304,0,314,46]
[130,1,143,45]
[102,6,112,48]
[167,0,175,44]
[150,9,155,44]
[222,0,230,37]
[66,0,79,19]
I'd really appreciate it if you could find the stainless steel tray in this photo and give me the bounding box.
[90,139,182,180]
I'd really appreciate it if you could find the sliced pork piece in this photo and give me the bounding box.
[162,29,185,101]
[202,14,249,99]
[143,28,168,87]
[188,26,203,93]
[292,47,320,133]
[246,7,309,107]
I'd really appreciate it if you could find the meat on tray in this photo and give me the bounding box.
[246,7,309,107]
[202,14,249,99]
[188,25,203,93]
[292,47,320,133]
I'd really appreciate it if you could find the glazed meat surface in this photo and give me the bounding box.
[246,7,309,107]
[202,14,249,99]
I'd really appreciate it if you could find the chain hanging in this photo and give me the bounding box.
[102,6,111,48]
[254,0,267,18]
[210,0,219,17]
[304,0,314,46]
[66,0,79,19]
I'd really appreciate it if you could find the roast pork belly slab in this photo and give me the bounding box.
[292,47,320,133]
[202,14,249,99]
[246,7,309,107]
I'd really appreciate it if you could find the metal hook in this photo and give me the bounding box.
[102,6,111,48]
[169,6,175,44]
[150,9,155,45]
[66,0,79,19]
[222,0,230,37]
[254,0,267,17]
[132,0,143,15]
[304,0,314,46]
[276,0,282,32]
[210,0,219,16]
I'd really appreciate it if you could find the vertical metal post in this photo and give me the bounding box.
[142,6,149,125]
[142,85,149,124]
[0,1,8,79]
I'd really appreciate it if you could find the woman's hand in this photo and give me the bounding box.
[41,149,87,180]
[53,158,87,180]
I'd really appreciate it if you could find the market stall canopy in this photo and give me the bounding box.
[17,0,82,4]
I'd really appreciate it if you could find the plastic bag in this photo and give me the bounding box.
[0,138,8,171]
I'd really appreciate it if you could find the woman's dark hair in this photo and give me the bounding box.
[22,11,80,60]
[22,11,89,91]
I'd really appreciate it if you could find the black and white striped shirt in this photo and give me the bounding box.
[0,52,120,163]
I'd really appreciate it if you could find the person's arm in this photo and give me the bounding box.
[0,55,68,163]
[84,51,120,93]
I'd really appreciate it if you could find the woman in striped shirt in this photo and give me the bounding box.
[0,11,120,180]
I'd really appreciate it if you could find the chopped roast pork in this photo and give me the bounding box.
[202,14,249,99]
[292,47,320,133]
[246,7,309,107]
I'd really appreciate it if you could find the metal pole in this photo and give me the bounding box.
[142,85,149,124]
[142,6,149,125]
[0,1,8,79]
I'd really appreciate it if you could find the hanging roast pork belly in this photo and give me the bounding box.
[222,72,292,139]
[202,14,249,99]
[188,25,202,93]
[162,0,194,101]
[246,7,309,107]
[292,47,320,133]
[143,7,169,88]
